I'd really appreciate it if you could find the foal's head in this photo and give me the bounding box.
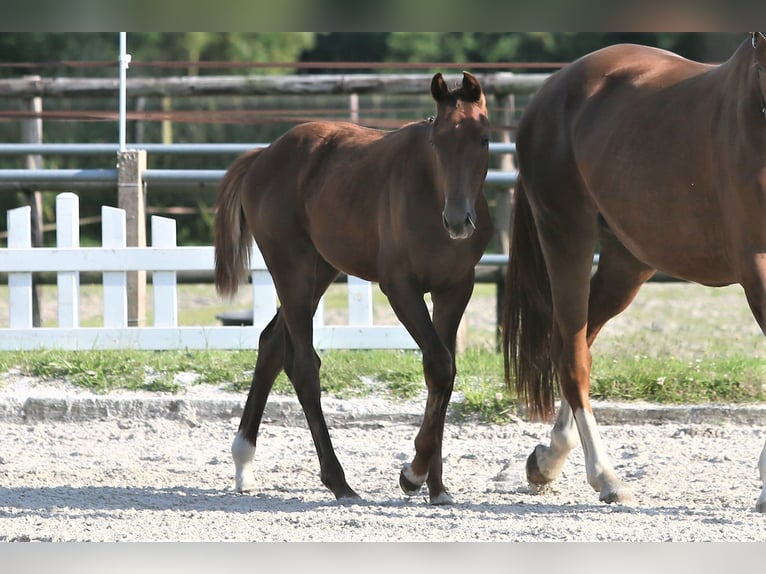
[429,71,490,240]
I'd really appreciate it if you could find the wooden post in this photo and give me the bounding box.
[22,75,43,327]
[161,96,172,144]
[117,149,147,326]
[494,93,517,255]
[134,96,146,144]
[493,93,517,350]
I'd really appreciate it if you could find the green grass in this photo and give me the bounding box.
[590,355,766,404]
[4,346,761,425]
[0,282,764,424]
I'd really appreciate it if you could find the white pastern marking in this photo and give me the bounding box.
[757,440,766,512]
[401,463,428,487]
[573,408,635,504]
[231,431,257,492]
[534,400,580,480]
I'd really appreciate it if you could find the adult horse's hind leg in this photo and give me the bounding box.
[586,228,656,346]
[532,200,635,504]
[526,229,654,494]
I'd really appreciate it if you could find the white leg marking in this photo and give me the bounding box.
[401,463,428,489]
[573,408,636,505]
[429,492,455,506]
[757,439,766,513]
[231,431,257,493]
[533,399,580,482]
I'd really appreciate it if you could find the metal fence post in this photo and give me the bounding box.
[117,149,147,326]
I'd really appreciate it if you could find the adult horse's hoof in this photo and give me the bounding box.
[755,499,766,513]
[599,489,637,506]
[597,481,637,506]
[526,447,554,486]
[233,472,257,493]
[399,464,427,495]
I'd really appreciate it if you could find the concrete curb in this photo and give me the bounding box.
[0,393,764,427]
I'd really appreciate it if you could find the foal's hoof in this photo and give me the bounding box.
[399,464,427,496]
[336,490,362,504]
[429,492,455,506]
[331,483,361,502]
[526,448,554,486]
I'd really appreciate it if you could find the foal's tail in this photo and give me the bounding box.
[214,148,262,298]
[501,177,557,421]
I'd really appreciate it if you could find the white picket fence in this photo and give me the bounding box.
[0,193,418,351]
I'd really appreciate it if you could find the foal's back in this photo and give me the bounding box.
[238,119,436,282]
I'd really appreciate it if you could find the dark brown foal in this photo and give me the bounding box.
[215,71,492,504]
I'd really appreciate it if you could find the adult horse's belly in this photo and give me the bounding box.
[595,192,737,287]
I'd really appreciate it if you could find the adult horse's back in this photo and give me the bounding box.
[503,34,766,511]
[216,72,492,504]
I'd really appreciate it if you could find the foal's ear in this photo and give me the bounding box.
[462,71,483,102]
[431,73,449,102]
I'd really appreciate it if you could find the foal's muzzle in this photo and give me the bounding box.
[442,209,476,240]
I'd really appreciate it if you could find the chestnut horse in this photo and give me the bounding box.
[503,33,766,512]
[215,72,492,504]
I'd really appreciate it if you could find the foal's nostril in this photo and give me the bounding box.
[442,212,450,230]
[465,213,475,229]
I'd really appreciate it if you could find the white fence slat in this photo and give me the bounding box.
[251,269,277,328]
[1,196,416,351]
[314,296,325,328]
[56,193,80,328]
[101,206,127,328]
[250,238,277,328]
[348,275,373,326]
[151,216,177,327]
[7,206,32,329]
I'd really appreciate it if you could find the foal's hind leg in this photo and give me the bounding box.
[232,263,340,494]
[269,252,358,500]
[232,311,286,492]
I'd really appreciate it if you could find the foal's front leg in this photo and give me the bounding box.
[383,278,470,505]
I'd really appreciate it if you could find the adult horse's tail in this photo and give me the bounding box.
[214,149,262,298]
[502,178,557,421]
